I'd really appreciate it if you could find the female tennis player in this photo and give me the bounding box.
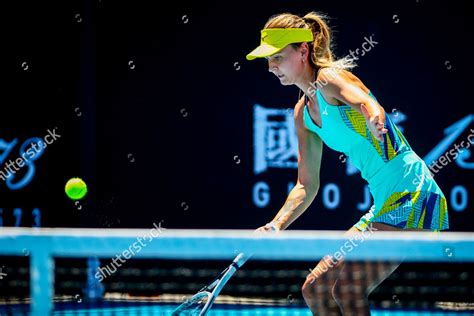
[249,12,449,315]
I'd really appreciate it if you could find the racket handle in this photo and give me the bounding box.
[233,252,251,267]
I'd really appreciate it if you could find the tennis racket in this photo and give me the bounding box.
[171,252,251,315]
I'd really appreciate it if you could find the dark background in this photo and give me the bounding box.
[2,0,472,231]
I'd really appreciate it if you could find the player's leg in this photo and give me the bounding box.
[331,259,400,315]
[331,223,422,315]
[301,226,360,315]
[302,255,346,315]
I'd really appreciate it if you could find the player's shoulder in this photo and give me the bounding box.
[317,67,369,99]
[317,67,363,87]
[317,67,349,87]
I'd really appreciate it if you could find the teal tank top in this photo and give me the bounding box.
[303,89,412,183]
[303,89,449,231]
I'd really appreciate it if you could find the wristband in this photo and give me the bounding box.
[266,222,280,231]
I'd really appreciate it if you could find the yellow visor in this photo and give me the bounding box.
[246,28,314,60]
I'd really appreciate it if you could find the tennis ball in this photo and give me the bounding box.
[65,178,88,200]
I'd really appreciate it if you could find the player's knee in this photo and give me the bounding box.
[301,270,324,301]
[301,275,317,301]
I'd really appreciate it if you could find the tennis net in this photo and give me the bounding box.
[0,227,473,315]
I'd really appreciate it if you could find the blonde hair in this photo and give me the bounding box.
[264,12,355,70]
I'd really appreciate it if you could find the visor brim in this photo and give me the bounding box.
[246,44,283,60]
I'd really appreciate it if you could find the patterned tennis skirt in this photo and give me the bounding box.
[355,150,449,231]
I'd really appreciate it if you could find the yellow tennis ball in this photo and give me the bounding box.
[65,178,88,200]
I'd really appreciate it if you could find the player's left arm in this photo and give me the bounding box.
[317,68,388,142]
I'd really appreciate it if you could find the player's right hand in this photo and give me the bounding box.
[255,223,280,233]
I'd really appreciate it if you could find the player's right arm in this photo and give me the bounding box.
[256,97,323,232]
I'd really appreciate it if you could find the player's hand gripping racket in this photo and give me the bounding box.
[172,252,251,315]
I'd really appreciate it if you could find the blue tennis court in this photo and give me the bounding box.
[3,302,474,315]
[51,304,474,315]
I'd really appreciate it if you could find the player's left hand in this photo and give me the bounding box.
[361,104,388,142]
